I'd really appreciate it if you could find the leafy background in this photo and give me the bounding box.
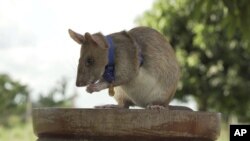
[1,0,250,141]
[137,0,250,122]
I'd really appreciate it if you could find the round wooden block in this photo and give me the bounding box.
[32,108,221,141]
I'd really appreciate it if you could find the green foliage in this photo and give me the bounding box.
[138,0,250,121]
[0,74,29,127]
[0,121,36,141]
[0,73,76,128]
[33,78,76,108]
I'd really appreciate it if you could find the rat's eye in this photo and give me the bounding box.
[85,57,95,67]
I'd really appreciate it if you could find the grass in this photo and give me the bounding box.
[0,121,37,141]
[216,122,229,141]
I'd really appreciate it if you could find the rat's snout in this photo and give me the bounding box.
[76,80,84,87]
[76,65,86,87]
[76,75,86,87]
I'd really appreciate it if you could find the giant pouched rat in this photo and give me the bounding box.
[68,27,181,109]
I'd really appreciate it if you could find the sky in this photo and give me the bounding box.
[0,0,196,109]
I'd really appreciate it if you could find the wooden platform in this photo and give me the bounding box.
[32,108,221,141]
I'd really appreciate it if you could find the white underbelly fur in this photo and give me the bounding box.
[120,68,169,107]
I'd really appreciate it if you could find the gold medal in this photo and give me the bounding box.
[108,82,115,96]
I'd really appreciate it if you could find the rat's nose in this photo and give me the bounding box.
[76,81,82,87]
[76,81,79,87]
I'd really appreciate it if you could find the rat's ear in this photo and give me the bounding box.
[84,32,93,42]
[85,32,108,49]
[68,29,85,44]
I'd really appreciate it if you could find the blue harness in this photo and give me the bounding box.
[102,35,143,83]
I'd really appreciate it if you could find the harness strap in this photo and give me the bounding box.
[102,35,115,83]
[102,35,143,83]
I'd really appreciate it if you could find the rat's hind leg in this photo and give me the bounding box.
[95,87,135,109]
[146,104,193,111]
[114,87,135,108]
[146,105,166,110]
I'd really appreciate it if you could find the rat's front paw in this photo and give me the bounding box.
[86,82,108,93]
[86,84,99,93]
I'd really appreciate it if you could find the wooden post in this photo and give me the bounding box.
[32,108,221,141]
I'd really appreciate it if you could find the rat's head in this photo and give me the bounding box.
[68,29,108,87]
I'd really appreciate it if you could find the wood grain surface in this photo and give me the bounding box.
[32,108,221,141]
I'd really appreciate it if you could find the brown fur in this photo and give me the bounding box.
[68,27,180,108]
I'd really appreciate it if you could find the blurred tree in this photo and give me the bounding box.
[0,74,30,127]
[33,77,77,108]
[0,74,76,127]
[138,0,250,122]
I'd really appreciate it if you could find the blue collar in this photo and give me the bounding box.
[102,35,143,83]
[102,35,115,83]
[106,35,115,66]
